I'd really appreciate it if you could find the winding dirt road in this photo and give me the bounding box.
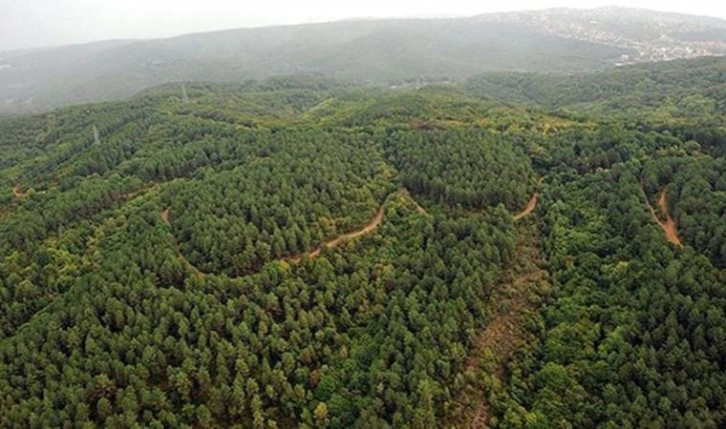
[159,189,431,276]
[645,188,682,247]
[160,207,170,226]
[160,197,389,274]
[658,190,682,247]
[287,204,386,263]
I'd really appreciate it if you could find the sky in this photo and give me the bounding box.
[2,0,726,51]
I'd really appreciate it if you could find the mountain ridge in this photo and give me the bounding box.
[1,6,725,115]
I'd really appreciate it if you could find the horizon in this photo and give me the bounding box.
[2,2,726,53]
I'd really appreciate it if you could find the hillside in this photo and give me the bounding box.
[467,56,726,114]
[1,58,726,427]
[3,7,726,115]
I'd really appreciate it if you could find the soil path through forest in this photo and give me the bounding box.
[159,189,431,276]
[287,204,386,263]
[160,207,170,226]
[160,198,388,274]
[658,189,682,247]
[513,192,538,221]
[513,179,543,221]
[644,188,682,247]
[12,186,23,198]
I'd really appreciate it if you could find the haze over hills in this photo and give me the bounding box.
[479,7,726,63]
[2,6,725,115]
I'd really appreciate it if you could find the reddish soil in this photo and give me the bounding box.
[160,203,386,276]
[513,179,543,221]
[658,190,682,247]
[159,189,421,276]
[413,200,429,217]
[645,188,682,247]
[287,204,385,263]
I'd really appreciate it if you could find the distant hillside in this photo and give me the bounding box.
[1,7,725,115]
[466,56,726,118]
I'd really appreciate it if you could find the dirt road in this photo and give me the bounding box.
[644,188,682,247]
[658,189,682,247]
[288,204,386,263]
[513,192,538,221]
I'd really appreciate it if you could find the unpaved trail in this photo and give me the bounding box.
[325,204,385,248]
[658,190,682,247]
[409,195,430,217]
[116,183,159,202]
[161,202,385,276]
[398,188,430,217]
[513,192,538,221]
[12,186,23,198]
[160,208,170,226]
[412,199,429,217]
[513,179,543,221]
[644,187,682,247]
[451,225,547,429]
[160,188,427,276]
[287,204,386,263]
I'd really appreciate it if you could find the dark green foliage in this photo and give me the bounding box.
[0,79,532,427]
[385,128,535,210]
[1,57,726,428]
[493,167,726,428]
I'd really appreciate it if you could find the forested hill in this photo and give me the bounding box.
[467,56,726,153]
[3,6,726,115]
[1,58,726,427]
[466,57,726,116]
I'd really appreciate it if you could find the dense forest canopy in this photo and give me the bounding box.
[0,57,725,428]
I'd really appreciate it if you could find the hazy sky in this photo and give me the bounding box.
[2,0,725,51]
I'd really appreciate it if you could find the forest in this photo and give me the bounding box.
[0,57,725,428]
